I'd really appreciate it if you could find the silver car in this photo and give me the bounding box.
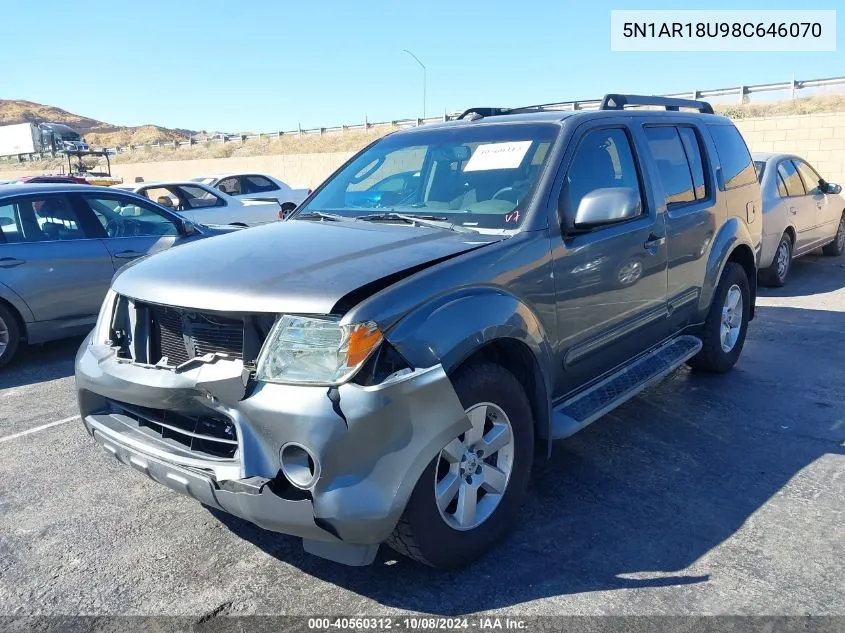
[0,183,235,367]
[753,153,845,286]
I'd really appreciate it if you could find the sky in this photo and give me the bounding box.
[2,0,843,134]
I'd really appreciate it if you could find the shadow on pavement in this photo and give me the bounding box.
[0,336,83,389]
[758,252,845,297]
[210,301,845,615]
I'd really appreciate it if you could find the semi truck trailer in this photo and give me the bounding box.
[0,122,88,158]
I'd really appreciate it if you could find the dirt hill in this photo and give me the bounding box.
[0,99,191,147]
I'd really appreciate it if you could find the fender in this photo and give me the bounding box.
[385,286,555,439]
[0,281,35,335]
[699,216,757,318]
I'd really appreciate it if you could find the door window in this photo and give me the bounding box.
[244,175,279,193]
[175,185,225,209]
[84,196,180,237]
[560,127,643,225]
[0,196,89,243]
[644,127,695,208]
[777,161,805,197]
[217,177,242,195]
[794,161,823,195]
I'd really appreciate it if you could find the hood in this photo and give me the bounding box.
[112,219,502,315]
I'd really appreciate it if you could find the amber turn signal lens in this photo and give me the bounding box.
[346,323,383,367]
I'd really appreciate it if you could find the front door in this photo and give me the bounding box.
[794,159,833,245]
[550,123,669,399]
[76,193,182,270]
[777,160,814,253]
[0,193,114,329]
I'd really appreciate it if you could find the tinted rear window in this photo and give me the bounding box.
[708,125,756,190]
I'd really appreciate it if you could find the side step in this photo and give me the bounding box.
[550,335,702,440]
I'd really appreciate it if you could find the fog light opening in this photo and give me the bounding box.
[279,443,320,490]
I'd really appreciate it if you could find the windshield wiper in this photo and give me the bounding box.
[356,212,472,233]
[295,211,346,222]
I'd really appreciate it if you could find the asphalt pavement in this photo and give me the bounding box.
[0,254,843,618]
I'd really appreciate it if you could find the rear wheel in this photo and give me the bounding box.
[759,233,792,287]
[822,213,845,256]
[0,304,22,369]
[687,262,750,374]
[387,362,534,569]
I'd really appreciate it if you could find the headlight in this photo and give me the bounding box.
[255,315,383,386]
[91,289,117,344]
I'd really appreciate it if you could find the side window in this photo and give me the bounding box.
[777,161,805,197]
[561,127,643,225]
[794,161,823,195]
[217,177,242,195]
[678,127,709,200]
[141,187,180,210]
[84,196,180,238]
[176,185,225,209]
[708,125,756,189]
[1,196,90,243]
[776,174,789,197]
[244,175,279,193]
[644,126,695,208]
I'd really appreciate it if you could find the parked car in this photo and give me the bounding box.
[191,173,311,218]
[76,94,761,569]
[752,152,845,286]
[0,183,238,367]
[115,181,282,226]
[13,175,88,184]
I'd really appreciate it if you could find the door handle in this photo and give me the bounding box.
[644,235,666,251]
[789,207,798,215]
[0,257,25,268]
[817,201,823,209]
[114,250,142,259]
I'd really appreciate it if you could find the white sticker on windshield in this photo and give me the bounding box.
[464,141,533,172]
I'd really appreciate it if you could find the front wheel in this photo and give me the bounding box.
[0,304,22,369]
[387,362,534,569]
[687,262,750,374]
[822,213,845,256]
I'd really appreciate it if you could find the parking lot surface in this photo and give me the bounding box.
[1,254,843,618]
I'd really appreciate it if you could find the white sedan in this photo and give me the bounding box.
[753,152,845,286]
[115,180,282,227]
[191,173,311,218]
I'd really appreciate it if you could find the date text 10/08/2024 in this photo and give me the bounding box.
[307,617,528,630]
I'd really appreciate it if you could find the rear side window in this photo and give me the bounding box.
[708,125,756,190]
[777,161,804,197]
[644,127,695,208]
[0,195,89,243]
[678,127,708,200]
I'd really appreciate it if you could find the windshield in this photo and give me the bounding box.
[295,123,559,231]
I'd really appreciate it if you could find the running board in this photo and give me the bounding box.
[550,335,702,440]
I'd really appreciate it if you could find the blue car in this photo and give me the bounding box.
[0,183,238,367]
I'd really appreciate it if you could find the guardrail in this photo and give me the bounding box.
[2,74,844,164]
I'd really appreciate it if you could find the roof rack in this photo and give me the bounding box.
[456,93,714,120]
[600,93,714,114]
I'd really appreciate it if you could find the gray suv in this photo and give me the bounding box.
[76,94,762,569]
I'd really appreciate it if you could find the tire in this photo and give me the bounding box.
[687,262,750,374]
[758,233,792,287]
[0,304,22,369]
[822,213,845,256]
[387,362,534,569]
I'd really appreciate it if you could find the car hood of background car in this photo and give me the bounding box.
[112,219,503,315]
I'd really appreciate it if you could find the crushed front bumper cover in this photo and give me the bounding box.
[75,335,469,565]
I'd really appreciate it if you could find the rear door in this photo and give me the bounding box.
[0,193,113,326]
[776,160,812,252]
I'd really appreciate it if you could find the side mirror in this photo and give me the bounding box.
[568,187,641,231]
[179,219,198,236]
[825,182,842,195]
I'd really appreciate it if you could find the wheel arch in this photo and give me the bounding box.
[699,217,758,321]
[0,284,33,341]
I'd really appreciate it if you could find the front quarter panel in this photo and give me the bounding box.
[699,216,757,318]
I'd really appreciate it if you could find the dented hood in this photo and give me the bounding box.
[112,219,501,314]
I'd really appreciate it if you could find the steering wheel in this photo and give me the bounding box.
[106,218,143,238]
[492,186,515,201]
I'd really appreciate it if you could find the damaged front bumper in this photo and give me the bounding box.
[75,335,469,565]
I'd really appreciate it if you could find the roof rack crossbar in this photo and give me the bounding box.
[599,94,714,114]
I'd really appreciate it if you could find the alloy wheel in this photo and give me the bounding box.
[434,402,515,531]
[775,239,790,280]
[720,284,743,353]
[0,315,8,357]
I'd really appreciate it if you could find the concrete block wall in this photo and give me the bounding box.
[734,112,845,185]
